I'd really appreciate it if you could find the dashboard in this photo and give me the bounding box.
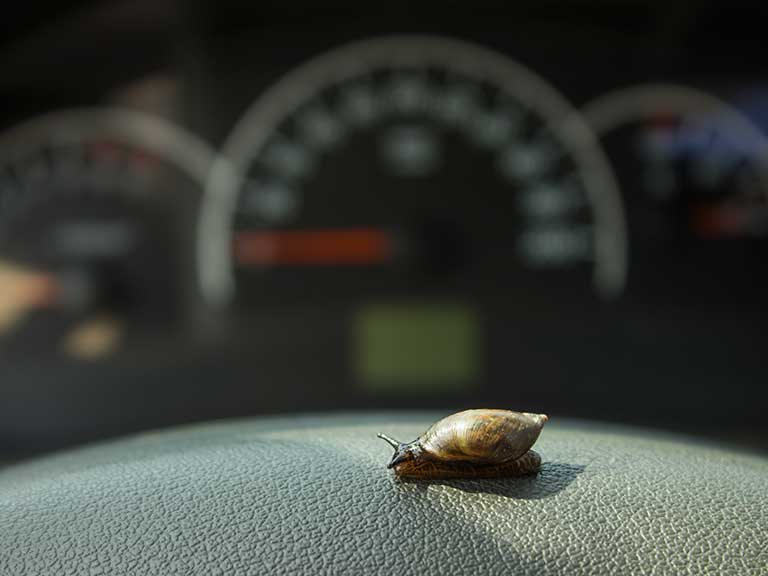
[1,1,766,457]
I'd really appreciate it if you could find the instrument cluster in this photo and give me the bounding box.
[1,1,766,454]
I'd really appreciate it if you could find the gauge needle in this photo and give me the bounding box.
[0,261,59,334]
[233,228,394,266]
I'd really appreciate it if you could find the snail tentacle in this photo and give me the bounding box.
[376,433,400,449]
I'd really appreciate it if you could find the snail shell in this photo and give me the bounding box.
[378,409,548,479]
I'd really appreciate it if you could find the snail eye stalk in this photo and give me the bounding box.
[377,433,401,449]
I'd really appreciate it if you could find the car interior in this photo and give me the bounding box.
[0,2,766,574]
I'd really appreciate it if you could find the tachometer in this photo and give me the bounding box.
[202,36,627,307]
[581,84,768,300]
[0,108,215,359]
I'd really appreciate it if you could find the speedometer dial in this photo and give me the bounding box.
[203,36,627,307]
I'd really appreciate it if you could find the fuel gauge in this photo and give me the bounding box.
[0,109,215,359]
[582,84,768,302]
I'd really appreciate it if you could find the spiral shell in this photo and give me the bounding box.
[421,409,547,464]
[378,409,548,479]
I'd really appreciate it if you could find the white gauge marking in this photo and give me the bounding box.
[339,83,379,127]
[262,138,314,180]
[240,179,299,222]
[297,106,344,150]
[379,125,442,177]
[389,74,430,114]
[498,142,557,183]
[52,220,137,257]
[434,83,480,126]
[203,35,628,303]
[518,183,585,218]
[517,226,592,265]
[469,110,519,148]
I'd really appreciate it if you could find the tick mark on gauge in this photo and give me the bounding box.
[263,138,315,180]
[297,107,344,150]
[339,83,379,127]
[379,125,441,177]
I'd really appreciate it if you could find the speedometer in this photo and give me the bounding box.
[203,36,627,308]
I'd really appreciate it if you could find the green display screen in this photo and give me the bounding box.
[353,302,481,392]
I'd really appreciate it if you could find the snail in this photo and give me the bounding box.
[377,409,548,479]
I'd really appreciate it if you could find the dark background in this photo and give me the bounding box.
[1,1,766,460]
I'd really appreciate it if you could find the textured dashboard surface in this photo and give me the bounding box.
[1,413,766,575]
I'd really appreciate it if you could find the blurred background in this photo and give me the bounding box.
[1,1,767,462]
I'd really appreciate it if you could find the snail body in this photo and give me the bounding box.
[378,409,548,479]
